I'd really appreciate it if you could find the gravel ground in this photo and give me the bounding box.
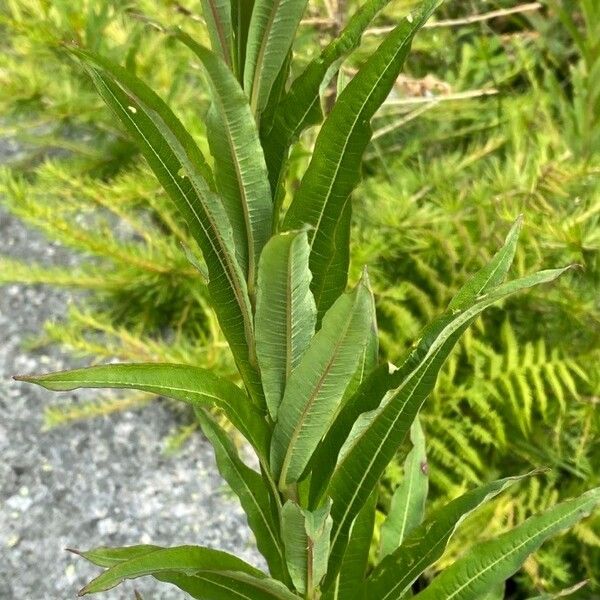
[0,142,260,599]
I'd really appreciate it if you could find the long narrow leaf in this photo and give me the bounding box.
[196,409,288,582]
[324,267,571,586]
[364,474,536,600]
[262,0,393,191]
[379,416,428,559]
[78,545,264,594]
[306,217,523,506]
[281,500,332,594]
[244,0,309,115]
[16,363,269,457]
[155,570,299,600]
[71,50,263,405]
[255,230,317,419]
[413,488,600,600]
[175,32,272,290]
[282,0,442,316]
[270,272,376,487]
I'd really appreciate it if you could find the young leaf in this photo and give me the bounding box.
[255,230,317,419]
[174,32,273,290]
[281,500,333,594]
[71,50,263,405]
[413,487,600,600]
[195,409,288,582]
[364,474,536,600]
[282,0,442,316]
[78,545,265,594]
[16,363,269,456]
[324,267,571,586]
[270,272,376,487]
[244,0,309,115]
[379,416,428,559]
[262,0,393,191]
[324,490,378,600]
[200,0,234,67]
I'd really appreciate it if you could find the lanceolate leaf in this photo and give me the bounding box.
[78,545,264,594]
[282,0,442,316]
[324,490,378,600]
[413,488,600,600]
[200,0,234,67]
[379,416,428,560]
[255,230,317,419]
[364,474,536,600]
[16,363,269,456]
[195,410,288,582]
[270,272,376,487]
[281,500,333,594]
[72,50,263,405]
[324,267,571,585]
[244,0,309,115]
[263,0,393,191]
[175,32,272,290]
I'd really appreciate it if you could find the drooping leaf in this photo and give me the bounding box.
[155,570,299,600]
[71,50,263,405]
[195,409,288,582]
[413,488,600,600]
[281,500,332,594]
[324,490,378,600]
[200,0,234,67]
[16,363,269,456]
[255,230,317,419]
[379,416,428,560]
[364,474,537,600]
[282,0,442,317]
[324,267,571,586]
[175,32,272,290]
[263,0,394,191]
[244,0,309,115]
[78,545,265,594]
[270,272,376,488]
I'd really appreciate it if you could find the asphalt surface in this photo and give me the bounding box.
[0,140,260,599]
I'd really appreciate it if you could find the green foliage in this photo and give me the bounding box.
[13,1,600,598]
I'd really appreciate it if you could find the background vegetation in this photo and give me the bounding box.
[1,0,598,596]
